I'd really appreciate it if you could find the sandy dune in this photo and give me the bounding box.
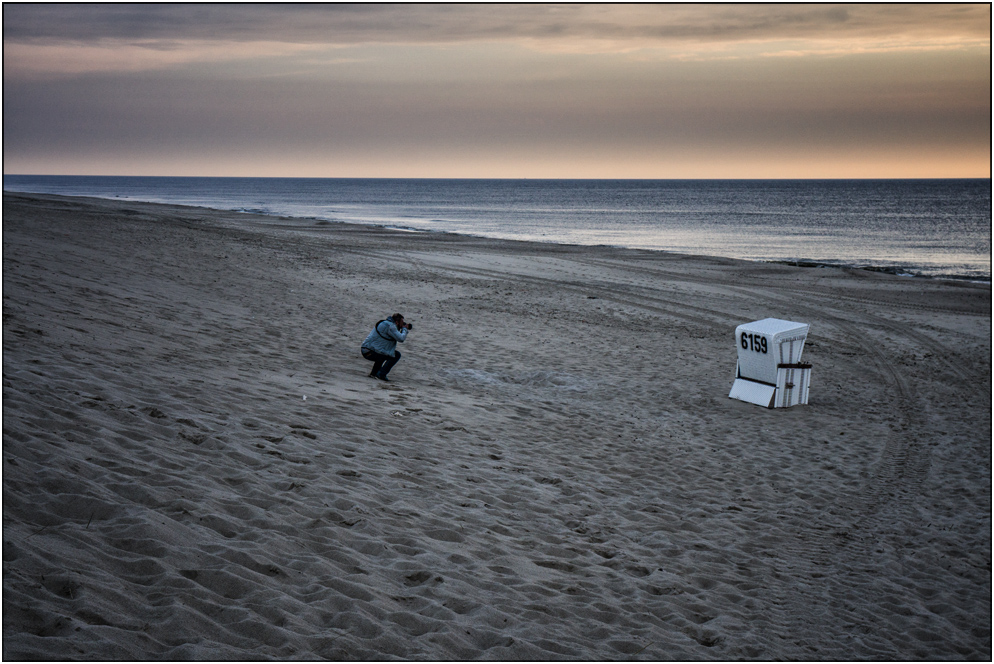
[3,192,990,659]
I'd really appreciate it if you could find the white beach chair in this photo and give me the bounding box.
[729,318,811,408]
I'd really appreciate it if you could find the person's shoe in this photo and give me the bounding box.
[368,371,378,378]
[376,373,390,381]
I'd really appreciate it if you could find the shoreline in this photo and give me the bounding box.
[4,185,990,283]
[3,191,990,659]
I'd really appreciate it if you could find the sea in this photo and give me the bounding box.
[4,175,990,282]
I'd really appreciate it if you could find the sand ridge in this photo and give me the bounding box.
[3,192,990,659]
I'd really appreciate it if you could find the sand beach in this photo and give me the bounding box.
[3,191,990,659]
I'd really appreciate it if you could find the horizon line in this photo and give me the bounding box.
[5,174,991,182]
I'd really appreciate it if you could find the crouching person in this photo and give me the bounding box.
[361,313,411,381]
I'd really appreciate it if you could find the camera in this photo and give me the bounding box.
[407,322,413,330]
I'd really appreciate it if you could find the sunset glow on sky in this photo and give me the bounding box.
[3,3,991,178]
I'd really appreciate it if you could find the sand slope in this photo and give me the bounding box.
[3,192,990,659]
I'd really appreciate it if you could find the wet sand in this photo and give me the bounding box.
[3,191,990,659]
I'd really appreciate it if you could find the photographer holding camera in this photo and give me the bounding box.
[360,313,412,381]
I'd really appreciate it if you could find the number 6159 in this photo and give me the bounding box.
[741,332,768,354]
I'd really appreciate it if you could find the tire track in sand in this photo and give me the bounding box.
[385,249,936,545]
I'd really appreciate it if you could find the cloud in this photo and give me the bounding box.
[4,4,988,79]
[3,40,341,76]
[4,4,988,47]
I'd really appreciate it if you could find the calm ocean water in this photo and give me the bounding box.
[4,175,990,281]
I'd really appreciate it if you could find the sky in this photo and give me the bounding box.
[3,3,991,179]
